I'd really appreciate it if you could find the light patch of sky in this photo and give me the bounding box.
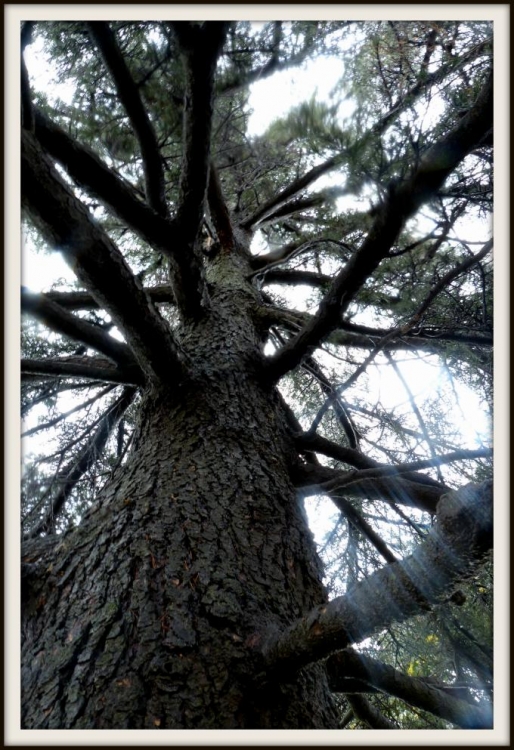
[22,238,75,292]
[24,36,74,107]
[247,55,346,137]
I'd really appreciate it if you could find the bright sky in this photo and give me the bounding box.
[247,55,346,136]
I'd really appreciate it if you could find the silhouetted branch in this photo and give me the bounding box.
[327,495,398,564]
[308,448,493,495]
[24,386,137,538]
[169,22,230,316]
[22,129,184,385]
[344,694,396,729]
[207,160,236,251]
[21,357,143,385]
[87,22,168,217]
[22,287,139,373]
[43,285,176,311]
[264,72,493,381]
[242,154,344,231]
[32,111,196,319]
[21,26,35,132]
[22,384,117,439]
[326,648,493,728]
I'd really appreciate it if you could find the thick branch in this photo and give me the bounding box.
[170,22,229,314]
[295,461,443,514]
[21,45,34,132]
[21,287,140,374]
[22,129,183,386]
[87,22,168,216]
[258,481,492,680]
[265,304,492,353]
[326,649,493,729]
[21,357,142,385]
[261,269,331,289]
[43,285,176,311]
[345,694,396,729]
[295,431,445,490]
[32,111,197,319]
[264,72,493,381]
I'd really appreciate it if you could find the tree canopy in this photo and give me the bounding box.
[20,19,493,731]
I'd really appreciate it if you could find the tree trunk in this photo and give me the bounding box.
[21,247,340,729]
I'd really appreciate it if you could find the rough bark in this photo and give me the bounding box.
[21,248,339,729]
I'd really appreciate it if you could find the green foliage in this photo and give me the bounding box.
[265,97,348,155]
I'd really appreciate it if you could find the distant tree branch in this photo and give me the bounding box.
[298,348,359,449]
[242,154,345,231]
[328,495,398,564]
[385,351,446,482]
[264,71,493,381]
[371,38,492,136]
[403,239,493,328]
[21,129,183,386]
[21,356,143,385]
[24,386,137,538]
[256,481,492,681]
[306,448,493,495]
[21,287,140,373]
[218,26,324,95]
[326,648,493,729]
[87,22,168,217]
[22,384,117,439]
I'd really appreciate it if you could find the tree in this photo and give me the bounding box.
[20,20,494,730]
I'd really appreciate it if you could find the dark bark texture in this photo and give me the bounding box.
[21,249,339,729]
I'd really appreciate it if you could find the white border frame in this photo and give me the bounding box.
[6,4,509,746]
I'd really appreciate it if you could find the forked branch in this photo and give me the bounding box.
[21,130,183,386]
